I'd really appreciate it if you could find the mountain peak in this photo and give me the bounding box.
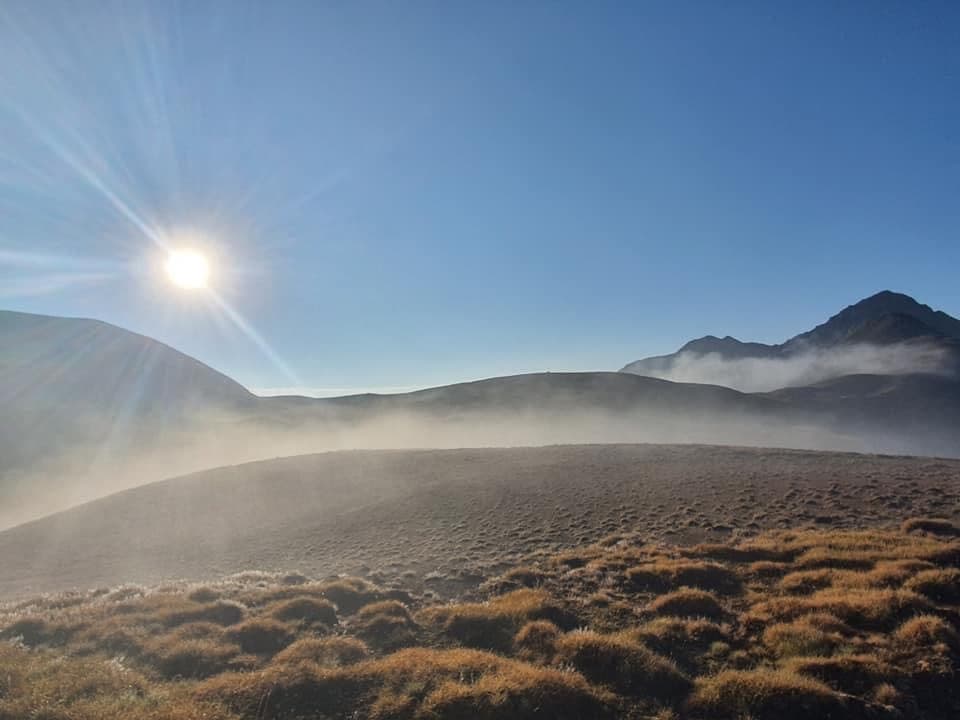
[787,290,960,348]
[678,335,777,359]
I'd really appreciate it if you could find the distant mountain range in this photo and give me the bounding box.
[1,290,959,526]
[622,291,960,380]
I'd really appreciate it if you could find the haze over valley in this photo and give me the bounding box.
[2,289,959,526]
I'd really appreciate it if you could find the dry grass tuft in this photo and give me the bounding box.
[418,588,576,651]
[633,617,728,656]
[785,654,892,695]
[224,618,293,655]
[647,588,725,619]
[555,630,691,702]
[748,587,931,630]
[626,559,741,595]
[893,614,960,650]
[272,636,370,667]
[901,517,960,537]
[159,599,245,628]
[904,568,960,603]
[268,596,339,627]
[514,619,561,661]
[146,635,240,679]
[351,600,418,650]
[687,668,851,720]
[200,646,615,719]
[762,618,842,658]
[319,577,382,614]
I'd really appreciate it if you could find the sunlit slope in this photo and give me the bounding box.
[1,444,957,598]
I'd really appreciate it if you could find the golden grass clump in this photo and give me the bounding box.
[0,642,234,720]
[748,587,931,630]
[893,614,960,650]
[779,569,836,595]
[268,596,339,627]
[633,617,728,655]
[686,668,850,720]
[272,635,370,667]
[785,654,892,695]
[158,599,246,628]
[418,588,576,650]
[145,635,241,679]
[415,660,616,720]
[483,565,548,593]
[351,600,418,650]
[647,588,725,619]
[904,567,960,603]
[514,619,561,660]
[319,577,382,614]
[555,630,692,702]
[901,517,960,537]
[626,559,741,595]
[200,646,615,720]
[761,617,843,658]
[224,617,293,655]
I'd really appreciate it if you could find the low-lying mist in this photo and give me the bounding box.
[1,401,952,531]
[639,341,954,392]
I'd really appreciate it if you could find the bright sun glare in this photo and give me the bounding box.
[165,249,210,289]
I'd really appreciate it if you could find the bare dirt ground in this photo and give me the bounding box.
[1,443,958,599]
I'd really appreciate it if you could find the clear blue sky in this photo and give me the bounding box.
[1,1,958,394]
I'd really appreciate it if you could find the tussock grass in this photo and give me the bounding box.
[647,588,725,619]
[418,588,576,651]
[893,614,960,650]
[904,567,960,603]
[268,596,339,627]
[555,630,691,702]
[687,668,852,719]
[146,635,241,679]
[633,617,728,656]
[1,524,959,718]
[199,647,615,719]
[762,617,843,658]
[319,577,382,614]
[224,618,293,655]
[748,587,932,630]
[351,600,418,650]
[514,619,561,660]
[785,654,892,695]
[272,636,370,667]
[901,517,960,537]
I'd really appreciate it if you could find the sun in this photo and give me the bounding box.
[165,249,210,289]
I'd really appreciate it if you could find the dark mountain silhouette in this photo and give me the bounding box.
[621,290,960,377]
[786,290,960,348]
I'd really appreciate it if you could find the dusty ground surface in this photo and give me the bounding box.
[1,443,959,599]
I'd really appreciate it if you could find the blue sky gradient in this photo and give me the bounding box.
[1,2,958,394]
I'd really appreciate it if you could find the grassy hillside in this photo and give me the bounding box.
[2,520,959,718]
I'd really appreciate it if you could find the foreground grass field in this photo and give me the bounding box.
[2,518,959,719]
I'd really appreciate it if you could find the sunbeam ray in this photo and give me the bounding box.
[207,288,301,385]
